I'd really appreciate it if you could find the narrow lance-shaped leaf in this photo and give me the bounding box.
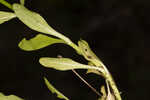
[0,93,23,100]
[13,3,71,44]
[39,57,104,73]
[44,77,69,100]
[0,11,16,24]
[18,34,65,51]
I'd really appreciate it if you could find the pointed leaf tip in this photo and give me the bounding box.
[44,77,69,100]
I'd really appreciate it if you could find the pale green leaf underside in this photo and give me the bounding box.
[39,57,104,73]
[44,77,69,100]
[18,34,65,51]
[13,3,70,44]
[0,93,23,100]
[0,11,16,24]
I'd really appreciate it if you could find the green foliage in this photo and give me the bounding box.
[0,11,16,24]
[13,3,71,44]
[0,1,122,100]
[39,57,104,72]
[13,3,55,34]
[0,93,23,100]
[19,34,65,51]
[44,77,69,100]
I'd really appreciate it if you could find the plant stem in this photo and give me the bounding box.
[106,74,121,100]
[0,0,13,10]
[100,63,122,100]
[71,40,122,99]
[69,42,82,55]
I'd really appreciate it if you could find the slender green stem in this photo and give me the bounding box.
[100,62,122,100]
[0,0,13,10]
[69,42,82,55]
[107,75,121,100]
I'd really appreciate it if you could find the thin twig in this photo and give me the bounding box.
[72,69,101,96]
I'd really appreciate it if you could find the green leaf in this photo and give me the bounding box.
[0,93,23,100]
[13,3,55,34]
[0,11,16,24]
[13,3,71,44]
[44,77,69,100]
[39,57,104,73]
[18,34,65,51]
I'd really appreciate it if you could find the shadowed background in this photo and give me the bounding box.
[0,0,149,100]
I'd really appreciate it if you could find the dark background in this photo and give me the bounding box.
[0,0,150,100]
